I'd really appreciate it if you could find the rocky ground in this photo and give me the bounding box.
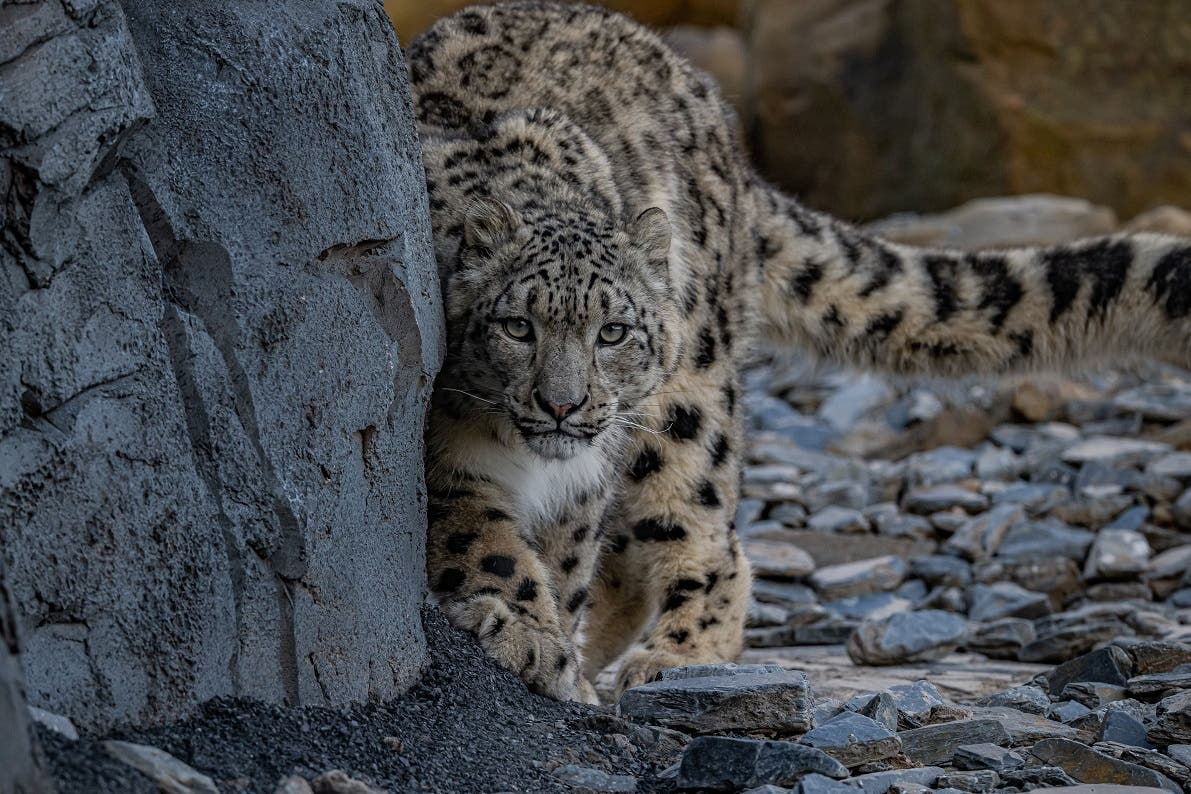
[34,358,1191,792]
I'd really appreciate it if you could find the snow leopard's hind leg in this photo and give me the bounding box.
[583,366,752,697]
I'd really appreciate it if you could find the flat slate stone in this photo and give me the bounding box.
[1099,711,1154,750]
[619,669,813,735]
[676,736,848,791]
[904,484,989,514]
[976,684,1050,715]
[1027,738,1181,792]
[967,581,1051,622]
[847,610,968,665]
[799,711,902,768]
[1127,671,1191,696]
[789,773,856,794]
[658,663,787,681]
[969,706,1090,744]
[844,766,944,794]
[746,540,817,579]
[935,770,1000,793]
[953,742,1026,772]
[1046,646,1136,694]
[1148,690,1191,747]
[897,719,1011,766]
[809,556,906,600]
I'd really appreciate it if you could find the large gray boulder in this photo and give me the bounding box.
[0,0,442,731]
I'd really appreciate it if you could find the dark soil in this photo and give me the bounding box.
[40,607,684,793]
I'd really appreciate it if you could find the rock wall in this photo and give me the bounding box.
[0,566,49,794]
[0,0,442,732]
[744,0,1191,221]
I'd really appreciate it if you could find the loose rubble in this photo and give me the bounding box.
[611,356,1190,792]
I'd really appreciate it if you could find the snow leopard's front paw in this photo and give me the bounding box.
[613,647,690,698]
[447,595,584,702]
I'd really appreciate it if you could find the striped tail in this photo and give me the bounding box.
[750,177,1191,375]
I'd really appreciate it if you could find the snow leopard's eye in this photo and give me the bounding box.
[502,317,534,341]
[598,323,627,345]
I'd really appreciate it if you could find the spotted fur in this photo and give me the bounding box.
[410,1,1191,702]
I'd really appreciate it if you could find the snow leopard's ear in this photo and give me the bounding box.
[629,207,671,277]
[464,198,521,253]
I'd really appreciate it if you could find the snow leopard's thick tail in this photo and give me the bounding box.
[748,177,1191,375]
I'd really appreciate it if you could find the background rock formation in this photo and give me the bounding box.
[0,0,442,734]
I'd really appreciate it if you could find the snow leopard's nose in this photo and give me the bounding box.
[533,389,586,420]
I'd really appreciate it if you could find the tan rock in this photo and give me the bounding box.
[1124,205,1191,237]
[1011,378,1098,423]
[868,196,1118,250]
[744,0,1191,221]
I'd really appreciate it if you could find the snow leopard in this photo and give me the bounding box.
[406,1,1191,703]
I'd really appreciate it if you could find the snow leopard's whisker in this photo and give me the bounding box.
[441,387,502,406]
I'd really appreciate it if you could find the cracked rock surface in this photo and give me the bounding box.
[1,0,442,732]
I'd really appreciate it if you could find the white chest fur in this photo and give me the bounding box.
[454,434,610,528]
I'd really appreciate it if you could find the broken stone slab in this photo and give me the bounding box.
[1123,641,1191,676]
[103,741,219,794]
[1052,701,1095,723]
[810,556,906,600]
[1061,437,1172,467]
[1027,738,1181,792]
[1127,671,1191,697]
[909,555,972,587]
[748,599,792,628]
[1020,620,1134,665]
[741,786,792,794]
[752,579,819,609]
[1069,701,1156,739]
[842,766,944,794]
[969,706,1091,744]
[953,743,1026,772]
[999,766,1079,789]
[857,691,899,732]
[967,581,1051,622]
[1064,682,1130,710]
[658,663,787,681]
[885,680,947,729]
[552,765,637,792]
[1147,452,1191,482]
[618,668,813,734]
[675,736,848,791]
[789,773,856,793]
[1148,690,1191,747]
[1086,530,1152,580]
[897,719,1011,766]
[1046,647,1137,694]
[904,485,989,514]
[976,684,1050,715]
[967,617,1036,659]
[943,504,1024,561]
[935,770,999,793]
[824,593,913,622]
[846,610,968,665]
[799,711,902,768]
[1093,742,1191,789]
[807,506,871,534]
[1098,712,1155,750]
[996,519,1096,562]
[746,540,817,579]
[1167,745,1191,766]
